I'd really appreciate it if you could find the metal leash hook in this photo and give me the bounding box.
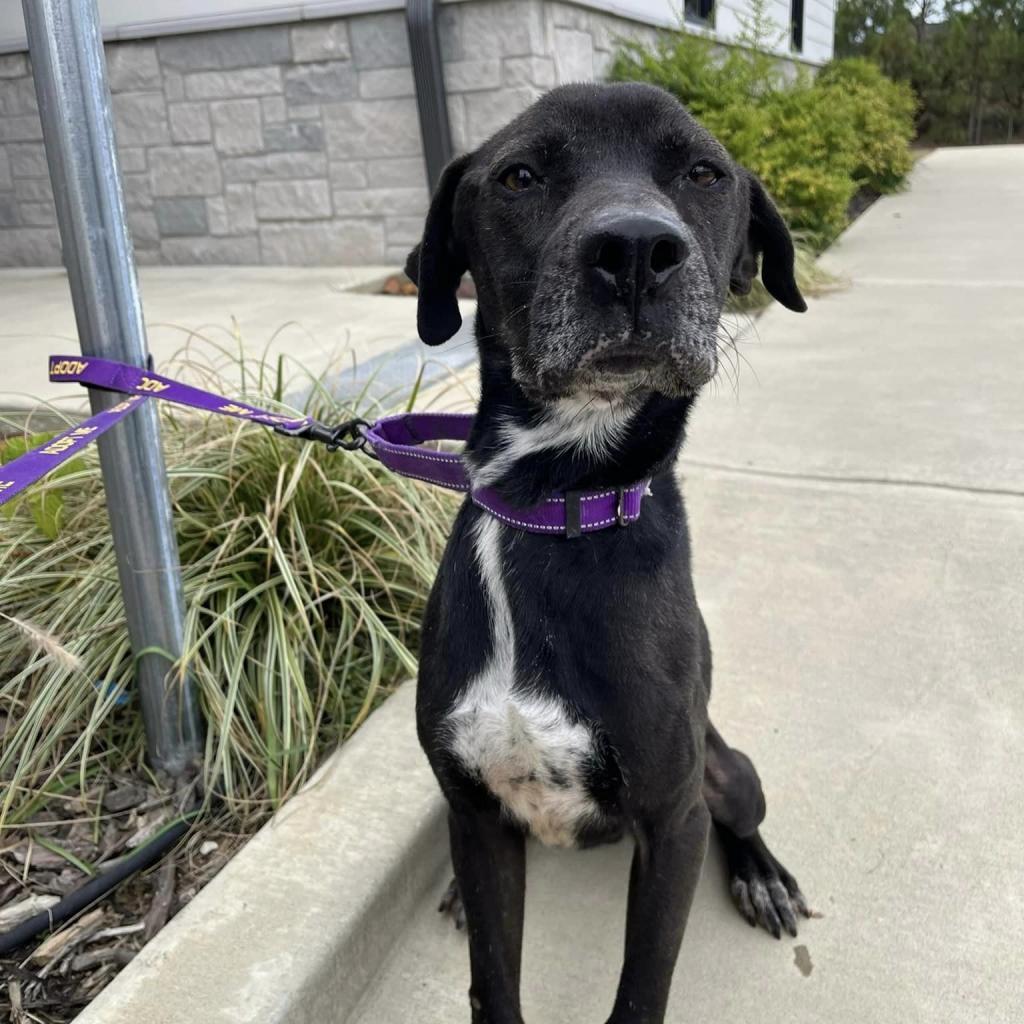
[275,418,371,453]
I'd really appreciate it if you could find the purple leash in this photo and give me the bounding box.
[1,356,650,538]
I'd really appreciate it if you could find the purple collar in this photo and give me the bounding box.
[364,413,650,539]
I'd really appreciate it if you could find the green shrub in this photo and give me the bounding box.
[610,17,915,248]
[816,57,917,194]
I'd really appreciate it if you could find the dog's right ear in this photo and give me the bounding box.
[405,154,472,346]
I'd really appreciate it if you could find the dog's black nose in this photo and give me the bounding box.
[582,213,687,312]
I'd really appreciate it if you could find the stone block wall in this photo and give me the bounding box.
[0,1,658,267]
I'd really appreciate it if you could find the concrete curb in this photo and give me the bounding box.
[75,684,448,1024]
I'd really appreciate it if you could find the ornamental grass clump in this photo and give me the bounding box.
[0,348,458,829]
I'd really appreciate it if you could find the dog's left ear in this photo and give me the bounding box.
[405,154,472,345]
[730,172,807,313]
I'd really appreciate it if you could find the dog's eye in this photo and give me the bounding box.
[688,163,720,188]
[501,165,537,192]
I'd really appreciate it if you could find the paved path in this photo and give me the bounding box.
[0,265,477,413]
[351,147,1024,1023]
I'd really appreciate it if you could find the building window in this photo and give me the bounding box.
[685,0,714,25]
[790,0,804,51]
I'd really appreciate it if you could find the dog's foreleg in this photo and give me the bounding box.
[448,805,527,1024]
[702,719,812,938]
[605,800,711,1024]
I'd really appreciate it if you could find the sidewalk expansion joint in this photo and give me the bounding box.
[681,458,1024,502]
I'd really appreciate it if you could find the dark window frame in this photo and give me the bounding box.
[684,0,715,26]
[790,0,805,52]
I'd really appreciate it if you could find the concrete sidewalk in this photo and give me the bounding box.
[0,265,478,412]
[350,147,1024,1023]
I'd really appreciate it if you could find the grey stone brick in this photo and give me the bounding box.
[438,7,463,63]
[0,116,43,143]
[444,59,502,93]
[261,96,287,124]
[593,48,617,82]
[328,160,369,189]
[210,98,264,156]
[350,13,411,69]
[135,248,161,265]
[17,202,55,227]
[0,228,62,266]
[185,68,282,101]
[259,219,385,264]
[205,196,229,236]
[161,235,262,265]
[264,121,325,152]
[366,157,425,189]
[113,92,170,147]
[332,187,427,217]
[14,178,52,203]
[127,208,160,246]
[0,54,28,79]
[503,56,557,89]
[291,20,351,63]
[149,146,222,197]
[105,42,161,92]
[157,25,291,72]
[7,143,47,178]
[554,28,594,83]
[254,179,332,220]
[207,184,257,236]
[154,197,209,236]
[464,87,542,149]
[0,148,11,190]
[0,196,18,227]
[385,243,413,263]
[169,102,212,144]
[164,72,185,102]
[358,67,415,100]
[446,94,468,153]
[386,215,426,246]
[284,62,357,104]
[287,103,322,121]
[0,77,39,117]
[458,1,546,58]
[323,99,421,159]
[222,151,327,183]
[122,173,153,211]
[589,15,656,55]
[119,147,147,173]
[547,1,592,30]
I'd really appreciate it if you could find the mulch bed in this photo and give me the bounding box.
[0,777,246,1023]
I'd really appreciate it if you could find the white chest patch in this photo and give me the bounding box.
[446,517,604,848]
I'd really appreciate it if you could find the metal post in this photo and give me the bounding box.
[406,0,453,191]
[23,0,203,775]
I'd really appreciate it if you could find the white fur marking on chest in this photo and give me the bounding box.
[446,516,603,848]
[470,397,636,488]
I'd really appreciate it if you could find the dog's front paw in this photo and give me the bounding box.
[719,828,815,939]
[438,875,467,931]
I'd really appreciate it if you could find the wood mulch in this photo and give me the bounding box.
[0,776,246,1023]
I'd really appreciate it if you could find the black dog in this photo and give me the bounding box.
[407,83,810,1024]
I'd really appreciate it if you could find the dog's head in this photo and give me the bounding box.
[407,83,805,403]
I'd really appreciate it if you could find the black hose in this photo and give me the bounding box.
[0,811,197,956]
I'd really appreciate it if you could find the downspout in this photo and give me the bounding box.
[406,0,454,191]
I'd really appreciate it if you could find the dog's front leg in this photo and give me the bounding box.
[606,800,711,1024]
[448,804,527,1024]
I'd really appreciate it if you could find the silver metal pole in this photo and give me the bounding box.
[23,0,203,775]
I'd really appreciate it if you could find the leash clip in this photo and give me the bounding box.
[275,418,370,453]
